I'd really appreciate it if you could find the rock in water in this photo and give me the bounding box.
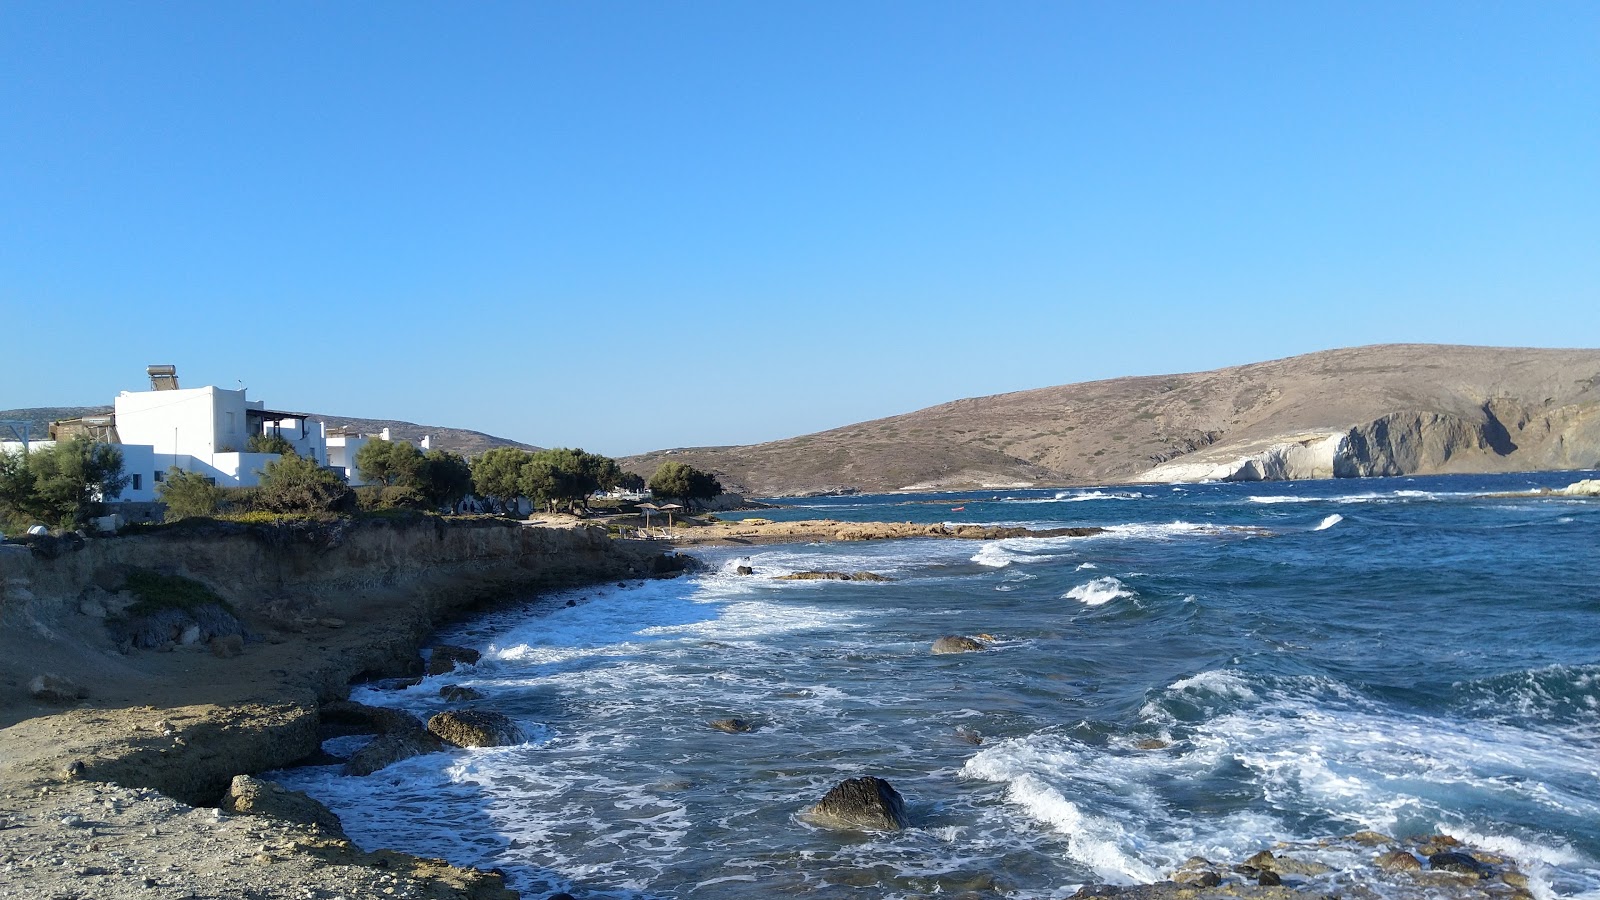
[931,635,987,655]
[426,644,481,675]
[708,718,753,733]
[343,729,445,776]
[439,684,487,702]
[774,571,892,582]
[802,776,909,832]
[735,565,755,576]
[427,710,525,748]
[223,775,345,836]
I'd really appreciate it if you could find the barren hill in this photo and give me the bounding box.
[0,407,534,458]
[622,345,1600,496]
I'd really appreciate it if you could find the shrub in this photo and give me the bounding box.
[158,467,225,521]
[256,454,354,514]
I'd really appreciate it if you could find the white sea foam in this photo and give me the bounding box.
[1050,490,1147,502]
[1076,562,1098,570]
[1064,576,1134,606]
[1314,513,1344,531]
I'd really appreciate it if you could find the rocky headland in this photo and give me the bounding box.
[622,344,1600,495]
[667,518,1104,546]
[0,517,669,899]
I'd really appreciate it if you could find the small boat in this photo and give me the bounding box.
[951,506,965,512]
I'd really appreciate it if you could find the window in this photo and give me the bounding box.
[154,470,164,483]
[131,474,142,490]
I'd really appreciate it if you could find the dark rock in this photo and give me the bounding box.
[223,775,345,836]
[774,570,891,582]
[802,776,909,832]
[1376,849,1422,872]
[1134,738,1170,750]
[1170,857,1221,887]
[210,634,244,658]
[320,700,425,736]
[931,635,988,655]
[954,726,984,745]
[1430,851,1491,878]
[427,709,525,748]
[28,673,87,703]
[343,729,445,776]
[1257,869,1281,886]
[1171,869,1220,887]
[708,718,753,733]
[440,684,487,702]
[735,565,755,576]
[426,644,481,676]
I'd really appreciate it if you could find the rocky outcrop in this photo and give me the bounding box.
[344,729,446,776]
[773,571,891,582]
[1070,832,1530,899]
[1140,403,1588,484]
[426,644,481,676]
[707,718,753,733]
[1561,478,1600,496]
[931,635,988,655]
[28,673,87,703]
[426,710,525,748]
[801,776,909,832]
[223,775,346,835]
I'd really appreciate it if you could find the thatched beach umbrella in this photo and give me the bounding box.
[636,502,660,536]
[658,503,683,531]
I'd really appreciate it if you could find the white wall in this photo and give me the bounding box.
[114,384,329,488]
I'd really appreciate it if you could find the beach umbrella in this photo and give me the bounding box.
[658,503,683,531]
[636,502,660,535]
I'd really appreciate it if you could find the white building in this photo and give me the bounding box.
[113,379,328,490]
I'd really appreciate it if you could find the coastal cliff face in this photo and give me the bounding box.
[623,344,1600,494]
[1143,400,1600,483]
[0,519,659,729]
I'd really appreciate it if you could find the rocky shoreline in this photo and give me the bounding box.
[0,516,1556,899]
[0,517,668,899]
[668,517,1106,546]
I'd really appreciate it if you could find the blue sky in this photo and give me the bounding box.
[3,2,1595,456]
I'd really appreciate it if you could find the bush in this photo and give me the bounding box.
[355,484,430,511]
[256,454,355,514]
[158,467,225,521]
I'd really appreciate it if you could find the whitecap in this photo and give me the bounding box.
[1314,514,1344,531]
[1064,576,1135,606]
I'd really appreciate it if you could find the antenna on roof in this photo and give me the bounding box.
[147,365,179,391]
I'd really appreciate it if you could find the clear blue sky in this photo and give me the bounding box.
[3,2,1595,456]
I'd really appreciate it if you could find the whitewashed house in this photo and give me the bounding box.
[112,371,327,490]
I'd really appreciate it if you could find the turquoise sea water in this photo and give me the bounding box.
[276,471,1600,899]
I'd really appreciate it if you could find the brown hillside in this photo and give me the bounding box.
[622,344,1600,496]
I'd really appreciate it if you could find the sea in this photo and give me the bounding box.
[273,471,1600,899]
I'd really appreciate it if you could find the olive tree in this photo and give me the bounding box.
[647,461,722,511]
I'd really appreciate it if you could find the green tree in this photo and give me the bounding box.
[2,438,130,528]
[471,447,532,507]
[246,433,297,456]
[416,449,474,510]
[519,455,576,512]
[648,461,723,511]
[158,467,224,520]
[0,449,39,533]
[355,438,424,486]
[617,471,646,492]
[255,452,353,514]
